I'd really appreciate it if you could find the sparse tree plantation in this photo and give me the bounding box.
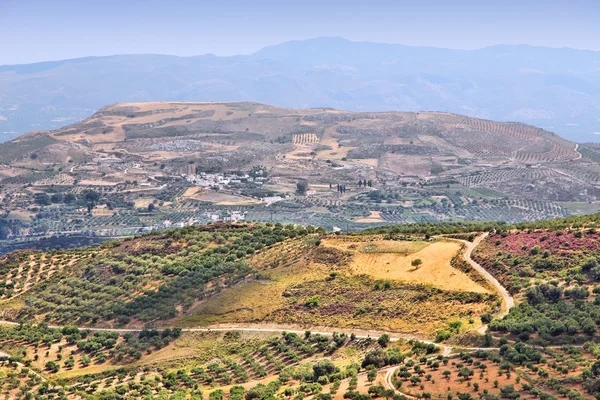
[0,322,431,399]
[389,343,600,400]
[173,232,499,334]
[0,223,316,326]
[2,214,600,398]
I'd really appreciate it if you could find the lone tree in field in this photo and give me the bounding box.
[411,259,423,269]
[458,367,474,380]
[296,181,308,195]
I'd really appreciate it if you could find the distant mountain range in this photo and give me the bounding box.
[1,37,599,142]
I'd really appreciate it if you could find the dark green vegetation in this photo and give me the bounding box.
[490,288,599,344]
[471,215,600,345]
[366,212,600,237]
[1,223,319,326]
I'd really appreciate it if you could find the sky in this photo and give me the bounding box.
[1,0,599,65]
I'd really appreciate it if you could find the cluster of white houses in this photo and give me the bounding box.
[159,210,247,229]
[183,172,267,189]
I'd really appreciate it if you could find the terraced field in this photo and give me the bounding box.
[0,101,596,248]
[431,113,578,163]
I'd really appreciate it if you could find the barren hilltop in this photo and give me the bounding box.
[3,101,582,173]
[2,39,600,142]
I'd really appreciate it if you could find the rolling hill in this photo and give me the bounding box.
[0,215,600,399]
[0,101,599,246]
[0,101,591,196]
[1,38,600,142]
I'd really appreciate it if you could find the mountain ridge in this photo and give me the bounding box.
[1,37,600,143]
[4,36,600,70]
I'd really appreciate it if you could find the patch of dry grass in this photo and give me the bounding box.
[322,238,489,293]
[174,236,492,333]
[354,211,384,223]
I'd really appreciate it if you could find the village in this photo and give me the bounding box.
[182,169,268,190]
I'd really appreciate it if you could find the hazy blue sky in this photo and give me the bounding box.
[1,0,599,65]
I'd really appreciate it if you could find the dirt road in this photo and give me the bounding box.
[0,232,514,350]
[445,233,514,319]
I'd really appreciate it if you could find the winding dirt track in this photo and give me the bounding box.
[0,235,568,395]
[0,232,514,353]
[442,233,514,334]
[462,233,514,316]
[0,234,574,397]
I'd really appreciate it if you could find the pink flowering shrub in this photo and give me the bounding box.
[472,229,600,294]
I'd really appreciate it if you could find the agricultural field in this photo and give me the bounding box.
[389,343,599,400]
[0,223,319,326]
[176,234,498,337]
[0,319,436,400]
[0,102,596,247]
[0,223,497,340]
[1,211,600,398]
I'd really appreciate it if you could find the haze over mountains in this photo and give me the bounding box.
[1,37,600,143]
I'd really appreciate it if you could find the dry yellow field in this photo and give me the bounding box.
[52,102,253,144]
[315,127,355,160]
[193,190,262,205]
[78,179,119,186]
[355,158,379,167]
[174,236,492,335]
[284,145,314,160]
[177,259,330,327]
[182,186,201,198]
[322,238,489,293]
[354,210,384,223]
[91,205,114,216]
[133,198,154,208]
[380,153,435,176]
